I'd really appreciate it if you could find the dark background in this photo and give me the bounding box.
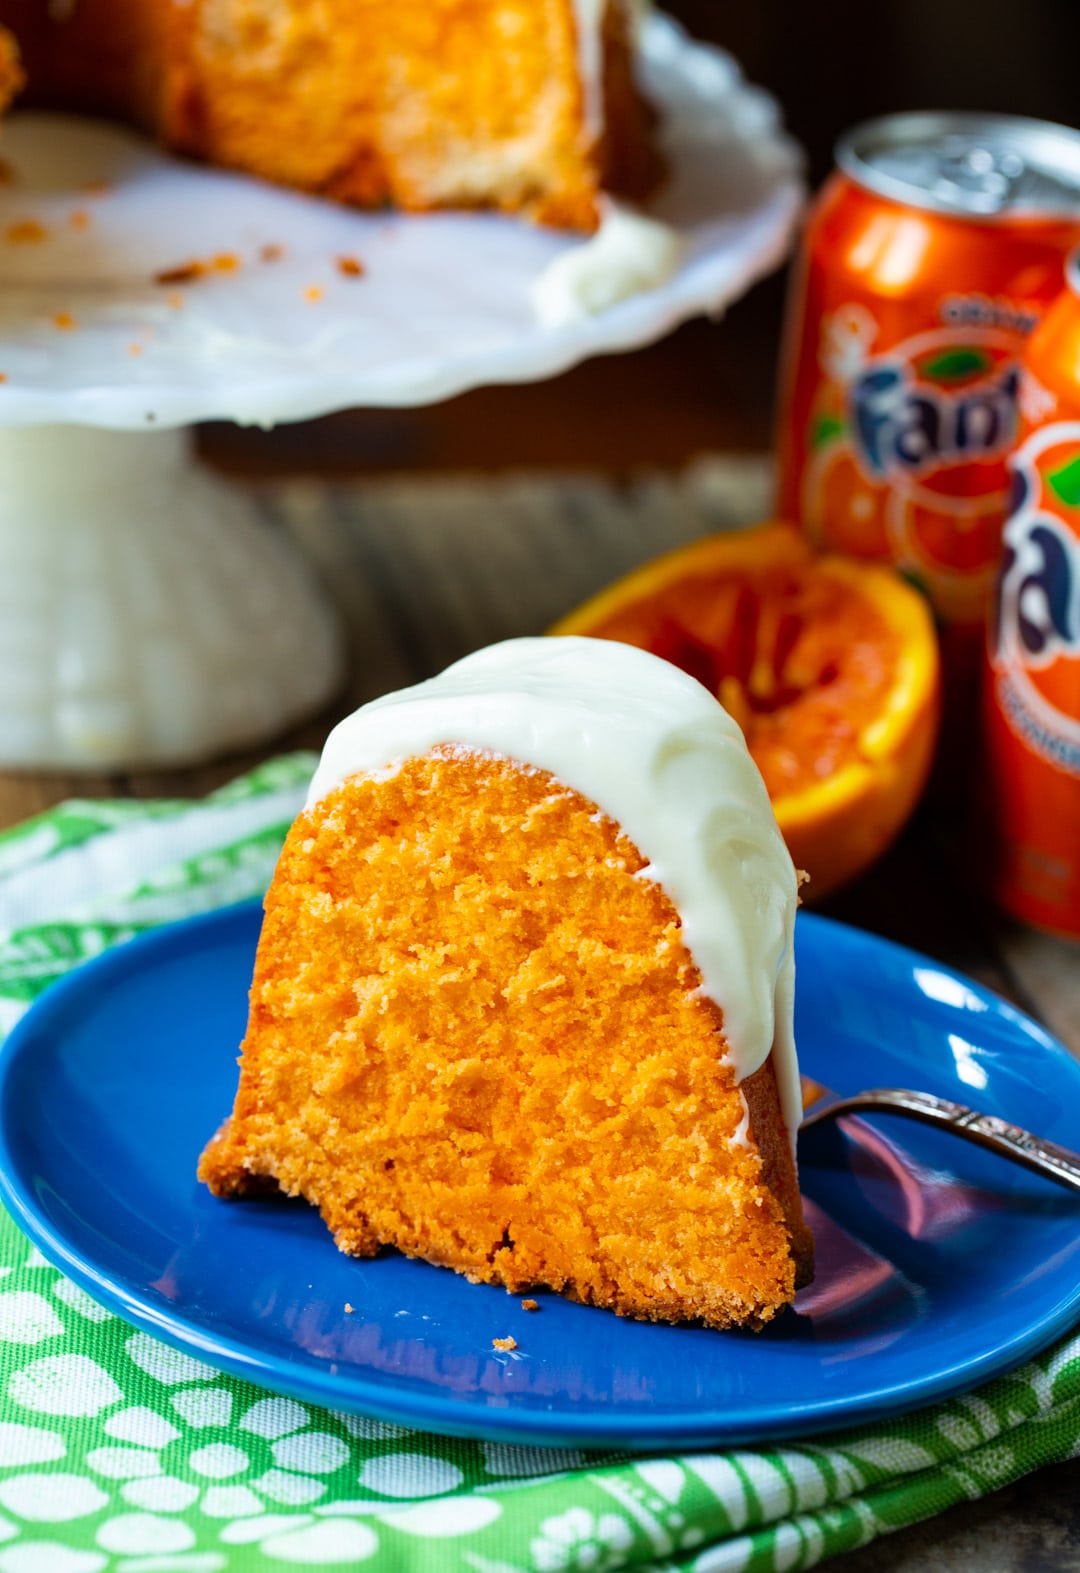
[683,0,1080,187]
[205,1,1080,478]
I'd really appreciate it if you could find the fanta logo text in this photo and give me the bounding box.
[994,515,1079,665]
[940,295,1039,337]
[852,361,1020,479]
[996,674,1080,777]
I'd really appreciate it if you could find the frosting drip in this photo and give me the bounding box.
[571,0,606,139]
[532,199,684,325]
[307,637,803,1151]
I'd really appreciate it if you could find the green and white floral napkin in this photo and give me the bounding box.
[0,756,1075,1573]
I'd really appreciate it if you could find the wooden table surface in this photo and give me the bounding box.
[2,449,1076,1569]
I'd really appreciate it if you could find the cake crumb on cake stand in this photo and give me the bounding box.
[0,13,802,769]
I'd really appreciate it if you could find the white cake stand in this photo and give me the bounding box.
[0,14,802,769]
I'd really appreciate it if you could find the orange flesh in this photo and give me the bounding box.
[587,567,903,800]
[201,748,811,1330]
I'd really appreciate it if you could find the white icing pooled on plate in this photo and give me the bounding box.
[307,637,802,1150]
[532,200,684,326]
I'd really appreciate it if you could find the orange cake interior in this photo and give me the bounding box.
[0,1,659,228]
[200,745,813,1331]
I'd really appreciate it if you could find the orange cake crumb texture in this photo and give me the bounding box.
[589,566,903,803]
[0,1,659,229]
[200,748,812,1330]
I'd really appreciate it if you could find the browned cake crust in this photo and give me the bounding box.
[200,747,813,1330]
[741,1059,815,1291]
[0,0,659,229]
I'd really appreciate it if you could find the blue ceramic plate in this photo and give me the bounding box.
[0,901,1077,1451]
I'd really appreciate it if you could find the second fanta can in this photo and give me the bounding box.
[777,112,1080,628]
[981,254,1080,939]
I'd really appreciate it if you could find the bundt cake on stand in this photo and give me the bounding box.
[0,9,801,769]
[0,0,658,229]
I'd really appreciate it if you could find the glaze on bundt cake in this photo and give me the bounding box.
[0,1,658,228]
[199,638,813,1330]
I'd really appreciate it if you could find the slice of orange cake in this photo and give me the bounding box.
[199,637,813,1329]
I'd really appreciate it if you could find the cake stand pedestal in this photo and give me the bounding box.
[0,426,341,768]
[0,13,802,769]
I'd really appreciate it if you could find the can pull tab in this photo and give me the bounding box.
[932,140,1028,215]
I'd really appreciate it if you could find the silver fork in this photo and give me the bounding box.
[800,1081,1080,1196]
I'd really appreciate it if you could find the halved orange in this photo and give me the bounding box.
[550,523,941,900]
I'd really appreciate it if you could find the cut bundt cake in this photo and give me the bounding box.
[199,637,813,1329]
[0,1,658,229]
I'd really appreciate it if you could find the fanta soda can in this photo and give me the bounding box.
[777,113,1080,682]
[982,253,1080,939]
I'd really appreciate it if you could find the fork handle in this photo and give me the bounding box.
[800,1087,1080,1196]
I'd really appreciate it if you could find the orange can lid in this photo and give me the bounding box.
[837,112,1080,221]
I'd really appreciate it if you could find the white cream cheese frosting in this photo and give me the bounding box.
[542,3,682,327]
[307,636,802,1149]
[532,200,684,326]
[571,0,607,140]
